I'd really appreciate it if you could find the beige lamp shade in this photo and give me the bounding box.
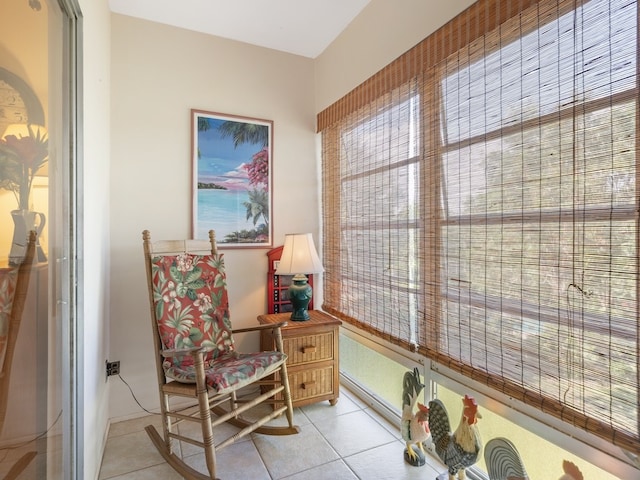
[275,233,324,275]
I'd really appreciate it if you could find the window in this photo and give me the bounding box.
[437,0,637,447]
[323,82,422,347]
[320,0,639,463]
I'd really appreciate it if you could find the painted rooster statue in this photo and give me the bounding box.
[401,368,431,466]
[428,394,482,480]
[484,437,584,480]
[558,461,584,480]
[484,437,529,480]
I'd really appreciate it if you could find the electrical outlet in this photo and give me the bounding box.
[106,360,120,377]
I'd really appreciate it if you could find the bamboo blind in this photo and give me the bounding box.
[320,0,639,456]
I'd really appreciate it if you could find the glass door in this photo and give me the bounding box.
[0,0,78,477]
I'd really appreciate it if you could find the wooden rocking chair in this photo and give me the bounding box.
[142,230,299,480]
[0,231,37,479]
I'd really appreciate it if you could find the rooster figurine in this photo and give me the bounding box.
[558,460,584,480]
[484,437,529,480]
[401,368,431,466]
[485,437,584,480]
[429,394,482,480]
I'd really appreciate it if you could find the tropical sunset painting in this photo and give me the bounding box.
[192,110,272,247]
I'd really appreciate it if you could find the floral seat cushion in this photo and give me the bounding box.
[164,350,286,394]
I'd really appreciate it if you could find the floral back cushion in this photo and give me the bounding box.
[150,253,234,373]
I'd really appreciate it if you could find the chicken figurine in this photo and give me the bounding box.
[484,437,529,480]
[558,460,584,480]
[429,394,482,480]
[401,368,431,466]
[485,437,584,480]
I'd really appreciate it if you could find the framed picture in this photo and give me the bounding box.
[192,109,273,248]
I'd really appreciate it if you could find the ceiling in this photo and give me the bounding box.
[108,0,371,59]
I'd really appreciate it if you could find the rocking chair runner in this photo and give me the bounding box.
[142,230,299,480]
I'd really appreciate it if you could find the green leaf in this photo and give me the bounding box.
[184,266,202,284]
[210,289,223,308]
[154,300,164,321]
[176,282,188,297]
[214,273,226,289]
[189,279,206,290]
[188,327,203,343]
[186,289,198,301]
[169,265,182,282]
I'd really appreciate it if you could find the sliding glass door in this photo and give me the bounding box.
[0,0,79,477]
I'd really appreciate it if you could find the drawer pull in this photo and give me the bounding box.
[301,380,316,389]
[301,346,317,354]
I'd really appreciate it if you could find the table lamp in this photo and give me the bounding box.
[275,233,324,321]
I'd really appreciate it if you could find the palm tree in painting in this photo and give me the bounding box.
[196,117,212,159]
[198,117,211,132]
[243,189,269,227]
[218,121,268,148]
[218,121,270,229]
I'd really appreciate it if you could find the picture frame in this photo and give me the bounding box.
[191,109,273,248]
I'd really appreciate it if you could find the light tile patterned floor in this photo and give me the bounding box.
[99,387,446,479]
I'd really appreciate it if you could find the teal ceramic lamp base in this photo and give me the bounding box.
[275,233,324,321]
[288,274,313,321]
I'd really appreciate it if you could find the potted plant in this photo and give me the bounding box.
[0,124,48,265]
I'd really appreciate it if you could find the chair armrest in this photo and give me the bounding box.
[232,321,288,334]
[234,321,288,355]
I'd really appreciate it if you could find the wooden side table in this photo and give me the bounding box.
[258,310,341,408]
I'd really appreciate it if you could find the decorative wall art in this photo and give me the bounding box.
[191,110,273,248]
[0,66,45,133]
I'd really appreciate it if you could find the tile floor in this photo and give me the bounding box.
[99,386,448,479]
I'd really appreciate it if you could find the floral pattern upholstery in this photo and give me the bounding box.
[0,268,18,374]
[164,350,285,392]
[150,252,286,393]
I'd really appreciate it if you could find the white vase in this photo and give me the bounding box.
[9,209,46,266]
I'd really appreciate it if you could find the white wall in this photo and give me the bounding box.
[78,0,112,479]
[108,14,316,420]
[314,0,475,112]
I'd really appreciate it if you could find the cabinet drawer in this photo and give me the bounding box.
[284,332,334,365]
[288,366,334,401]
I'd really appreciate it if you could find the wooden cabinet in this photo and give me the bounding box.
[266,246,313,314]
[257,310,341,408]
